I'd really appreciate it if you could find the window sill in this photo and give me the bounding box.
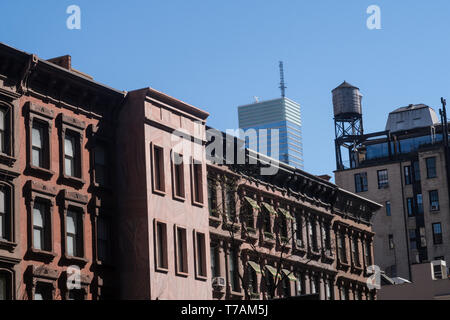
[28,248,57,261]
[0,239,17,252]
[223,220,241,233]
[0,153,16,167]
[195,274,208,281]
[337,258,350,270]
[176,270,189,278]
[94,259,114,269]
[192,200,204,208]
[155,266,169,274]
[64,255,88,267]
[173,194,186,202]
[92,182,113,192]
[61,174,86,187]
[28,165,54,178]
[152,188,166,197]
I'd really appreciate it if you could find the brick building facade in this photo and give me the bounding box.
[0,42,381,300]
[0,43,125,300]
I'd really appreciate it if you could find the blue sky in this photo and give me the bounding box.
[2,1,450,176]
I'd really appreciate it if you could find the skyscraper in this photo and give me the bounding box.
[238,97,303,169]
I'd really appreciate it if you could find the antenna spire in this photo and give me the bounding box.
[279,61,287,98]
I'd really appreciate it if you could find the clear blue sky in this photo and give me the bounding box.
[2,0,450,176]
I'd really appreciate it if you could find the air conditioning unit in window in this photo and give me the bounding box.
[431,260,447,280]
[212,277,226,290]
[431,205,439,211]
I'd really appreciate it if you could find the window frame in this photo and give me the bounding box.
[432,223,443,245]
[407,197,414,217]
[426,157,437,179]
[0,183,13,244]
[30,198,53,254]
[0,102,13,160]
[96,214,112,265]
[429,190,440,211]
[404,165,412,185]
[171,151,185,201]
[151,143,166,195]
[61,190,88,265]
[60,115,85,185]
[191,158,204,206]
[154,220,168,273]
[27,103,54,175]
[385,201,391,216]
[93,142,110,188]
[0,268,14,300]
[354,172,368,193]
[175,225,188,276]
[194,230,207,280]
[377,169,389,189]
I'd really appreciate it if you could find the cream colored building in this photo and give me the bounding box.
[333,100,450,281]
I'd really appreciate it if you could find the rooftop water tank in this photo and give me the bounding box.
[332,81,362,118]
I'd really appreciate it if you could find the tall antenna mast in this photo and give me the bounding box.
[279,61,287,98]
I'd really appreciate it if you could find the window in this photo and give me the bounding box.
[224,185,235,220]
[175,226,188,275]
[207,178,217,216]
[210,245,219,277]
[308,220,318,252]
[325,279,333,300]
[323,223,331,251]
[0,105,11,155]
[426,157,437,178]
[0,271,11,300]
[386,201,391,216]
[152,145,165,194]
[64,132,81,178]
[310,276,319,295]
[417,194,423,214]
[429,190,439,211]
[432,223,443,245]
[31,121,49,168]
[34,283,53,300]
[413,161,421,182]
[242,202,254,230]
[295,214,304,247]
[247,265,258,294]
[409,229,417,250]
[388,234,395,250]
[296,273,305,295]
[404,165,412,185]
[281,276,290,297]
[228,248,239,292]
[66,210,83,257]
[172,152,185,199]
[407,198,414,217]
[195,232,207,278]
[364,241,372,266]
[97,217,111,263]
[32,201,51,252]
[354,173,368,193]
[377,169,389,189]
[352,237,360,266]
[0,184,11,241]
[340,286,348,300]
[68,289,84,300]
[280,211,288,238]
[94,144,108,186]
[338,232,347,263]
[192,161,203,204]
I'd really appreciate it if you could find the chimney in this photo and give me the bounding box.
[47,55,72,70]
[47,55,94,80]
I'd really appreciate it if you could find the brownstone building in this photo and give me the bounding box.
[0,43,381,300]
[0,43,125,299]
[206,131,381,300]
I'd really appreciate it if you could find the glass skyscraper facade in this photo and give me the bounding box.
[238,97,303,169]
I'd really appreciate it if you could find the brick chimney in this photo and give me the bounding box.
[47,55,93,80]
[47,55,72,70]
